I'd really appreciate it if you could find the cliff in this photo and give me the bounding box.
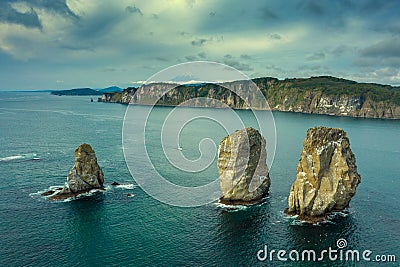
[100,76,400,119]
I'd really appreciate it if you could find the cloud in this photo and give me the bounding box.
[59,43,94,52]
[269,33,282,40]
[223,59,253,71]
[198,52,207,59]
[30,0,78,19]
[307,52,325,61]
[191,38,207,46]
[171,74,199,82]
[297,0,324,16]
[186,0,196,8]
[103,67,116,72]
[298,64,323,71]
[261,7,279,20]
[185,55,198,61]
[154,56,169,62]
[126,5,143,16]
[0,2,42,29]
[1,0,400,90]
[331,45,349,57]
[0,0,78,30]
[360,38,400,58]
[179,31,191,37]
[240,54,252,60]
[352,67,400,85]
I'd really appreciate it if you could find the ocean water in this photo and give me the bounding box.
[0,92,399,266]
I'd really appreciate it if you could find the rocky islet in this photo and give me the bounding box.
[218,127,271,205]
[286,126,361,223]
[44,143,105,200]
[44,128,361,224]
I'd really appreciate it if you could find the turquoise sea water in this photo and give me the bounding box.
[0,92,399,266]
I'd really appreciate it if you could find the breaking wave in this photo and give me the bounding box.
[0,153,40,162]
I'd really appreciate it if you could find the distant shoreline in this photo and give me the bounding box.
[99,76,400,120]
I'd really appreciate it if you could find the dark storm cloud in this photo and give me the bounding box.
[29,0,78,19]
[71,7,125,41]
[191,38,207,46]
[126,6,143,16]
[0,2,42,29]
[357,38,400,68]
[0,0,77,29]
[360,39,400,58]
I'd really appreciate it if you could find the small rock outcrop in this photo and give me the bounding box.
[218,127,270,205]
[47,144,104,200]
[286,127,361,222]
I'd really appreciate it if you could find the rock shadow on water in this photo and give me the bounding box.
[65,194,112,262]
[285,210,359,264]
[285,208,353,226]
[214,197,273,265]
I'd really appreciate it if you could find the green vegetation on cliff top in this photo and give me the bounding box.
[115,76,400,106]
[253,76,400,105]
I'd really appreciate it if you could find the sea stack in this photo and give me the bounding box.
[286,127,361,222]
[218,127,270,205]
[47,144,104,200]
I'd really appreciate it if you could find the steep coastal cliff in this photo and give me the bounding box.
[100,76,400,119]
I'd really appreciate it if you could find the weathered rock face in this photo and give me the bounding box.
[48,144,104,200]
[218,127,270,205]
[286,127,361,222]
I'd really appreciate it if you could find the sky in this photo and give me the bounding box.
[0,0,399,90]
